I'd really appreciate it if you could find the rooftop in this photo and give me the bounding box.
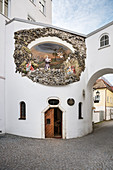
[93,78,113,92]
[5,17,87,38]
[2,13,113,39]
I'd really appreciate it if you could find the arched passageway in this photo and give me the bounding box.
[86,68,113,132]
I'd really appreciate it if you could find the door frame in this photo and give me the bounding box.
[41,104,66,139]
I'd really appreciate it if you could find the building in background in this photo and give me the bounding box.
[93,78,113,123]
[0,0,52,23]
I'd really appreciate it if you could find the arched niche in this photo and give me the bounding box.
[28,37,75,53]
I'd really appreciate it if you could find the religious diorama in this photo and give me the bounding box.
[13,27,86,85]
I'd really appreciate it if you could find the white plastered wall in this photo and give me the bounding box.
[10,0,52,24]
[5,20,89,139]
[4,19,113,139]
[86,24,113,130]
[0,14,9,134]
[0,79,5,133]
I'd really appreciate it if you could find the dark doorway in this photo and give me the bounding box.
[45,108,62,138]
[54,108,62,138]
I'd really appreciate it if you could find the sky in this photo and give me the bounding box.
[52,0,113,85]
[52,0,113,34]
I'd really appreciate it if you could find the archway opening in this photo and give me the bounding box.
[87,68,113,130]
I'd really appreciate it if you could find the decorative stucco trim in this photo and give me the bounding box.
[28,37,75,52]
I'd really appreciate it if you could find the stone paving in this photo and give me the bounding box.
[0,121,113,170]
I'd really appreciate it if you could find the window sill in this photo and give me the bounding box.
[19,118,26,120]
[79,117,83,120]
[98,44,110,50]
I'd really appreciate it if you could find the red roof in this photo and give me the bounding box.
[93,78,113,92]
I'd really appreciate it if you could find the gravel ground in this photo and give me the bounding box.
[0,121,113,170]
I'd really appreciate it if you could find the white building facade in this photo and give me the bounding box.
[0,0,52,23]
[0,0,113,139]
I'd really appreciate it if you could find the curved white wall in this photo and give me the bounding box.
[5,21,88,139]
[4,19,113,139]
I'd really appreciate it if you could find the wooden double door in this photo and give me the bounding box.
[45,108,62,138]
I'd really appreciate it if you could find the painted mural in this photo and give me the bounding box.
[24,42,82,78]
[13,27,86,86]
[31,42,71,70]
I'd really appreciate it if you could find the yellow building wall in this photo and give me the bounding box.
[106,89,113,107]
[93,88,113,121]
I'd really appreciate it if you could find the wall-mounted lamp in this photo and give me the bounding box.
[94,90,100,103]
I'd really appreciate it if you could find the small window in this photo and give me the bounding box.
[19,101,26,120]
[39,0,45,14]
[0,0,2,13]
[48,99,59,105]
[78,102,83,119]
[67,98,75,106]
[4,0,8,16]
[47,119,50,124]
[0,0,8,16]
[107,96,109,103]
[100,35,109,47]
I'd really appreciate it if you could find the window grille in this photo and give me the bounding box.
[100,35,109,47]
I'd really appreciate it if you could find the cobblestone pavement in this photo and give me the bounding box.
[0,121,113,170]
